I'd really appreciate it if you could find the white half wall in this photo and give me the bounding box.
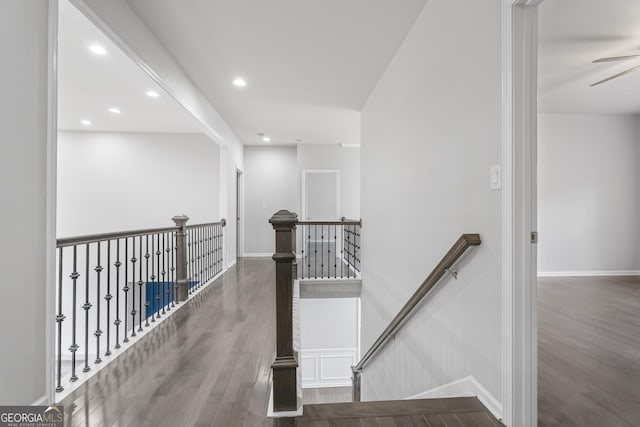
[359,0,502,408]
[538,114,640,274]
[57,131,220,236]
[300,298,359,388]
[0,0,53,404]
[243,146,298,255]
[297,144,361,219]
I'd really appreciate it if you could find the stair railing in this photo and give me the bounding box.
[54,215,226,395]
[297,217,361,279]
[351,233,481,401]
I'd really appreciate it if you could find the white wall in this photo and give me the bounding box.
[57,131,220,236]
[297,144,360,219]
[243,146,298,255]
[538,114,640,274]
[72,0,244,267]
[300,298,359,388]
[360,0,502,408]
[0,0,53,404]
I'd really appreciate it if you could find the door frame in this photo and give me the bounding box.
[501,1,542,426]
[301,169,340,221]
[236,168,244,259]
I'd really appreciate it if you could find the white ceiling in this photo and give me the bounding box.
[125,0,427,145]
[539,0,640,115]
[58,0,201,133]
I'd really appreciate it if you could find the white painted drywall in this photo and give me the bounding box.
[0,0,52,404]
[297,144,360,219]
[71,0,244,267]
[538,114,640,274]
[360,0,502,406]
[57,131,220,236]
[300,298,359,387]
[243,146,298,255]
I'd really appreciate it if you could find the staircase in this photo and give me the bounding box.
[276,396,503,426]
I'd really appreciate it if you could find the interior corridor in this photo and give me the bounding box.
[60,259,276,427]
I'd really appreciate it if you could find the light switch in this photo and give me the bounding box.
[262,202,267,209]
[490,165,502,191]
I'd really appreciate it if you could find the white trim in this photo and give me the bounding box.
[242,252,274,258]
[405,376,502,422]
[45,0,59,406]
[300,348,358,388]
[538,270,640,277]
[301,169,341,221]
[501,1,541,426]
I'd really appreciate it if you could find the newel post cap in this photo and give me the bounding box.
[172,215,190,227]
[269,210,298,229]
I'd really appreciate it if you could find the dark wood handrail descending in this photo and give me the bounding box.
[352,233,481,401]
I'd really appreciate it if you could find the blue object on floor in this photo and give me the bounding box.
[145,281,199,317]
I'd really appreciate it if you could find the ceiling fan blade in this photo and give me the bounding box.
[593,54,640,63]
[590,64,640,87]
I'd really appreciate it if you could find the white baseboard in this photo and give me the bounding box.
[405,376,502,421]
[537,270,640,277]
[242,252,273,258]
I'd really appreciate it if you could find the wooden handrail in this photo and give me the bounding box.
[298,219,361,226]
[352,233,481,401]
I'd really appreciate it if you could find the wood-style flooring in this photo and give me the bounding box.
[538,275,640,427]
[60,258,501,426]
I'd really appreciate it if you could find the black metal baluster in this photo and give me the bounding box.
[314,225,318,279]
[197,226,202,290]
[69,245,79,382]
[131,237,137,338]
[114,240,121,349]
[161,233,166,314]
[340,225,345,278]
[208,225,212,282]
[55,247,65,392]
[333,224,337,279]
[145,235,150,327]
[170,232,175,308]
[105,240,112,356]
[94,242,103,364]
[165,232,171,309]
[83,243,92,372]
[123,238,129,343]
[220,224,224,272]
[155,234,161,319]
[321,224,325,278]
[307,226,311,279]
[186,228,190,287]
[138,235,143,332]
[150,234,156,322]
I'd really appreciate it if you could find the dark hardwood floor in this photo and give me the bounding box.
[538,275,640,427]
[60,258,502,426]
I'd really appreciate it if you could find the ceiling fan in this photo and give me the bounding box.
[591,54,640,87]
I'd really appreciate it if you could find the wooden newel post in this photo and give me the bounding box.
[269,210,298,412]
[172,215,189,303]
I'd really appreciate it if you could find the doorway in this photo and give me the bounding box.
[236,168,244,259]
[301,170,340,221]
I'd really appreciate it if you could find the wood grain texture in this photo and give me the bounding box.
[59,259,501,426]
[538,276,640,427]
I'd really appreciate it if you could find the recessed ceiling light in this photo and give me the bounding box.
[233,78,247,87]
[146,90,159,98]
[88,44,107,55]
[262,136,271,142]
[81,120,92,126]
[108,107,121,114]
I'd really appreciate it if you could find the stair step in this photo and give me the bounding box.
[297,397,503,426]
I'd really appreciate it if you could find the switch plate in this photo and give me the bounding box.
[490,165,502,191]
